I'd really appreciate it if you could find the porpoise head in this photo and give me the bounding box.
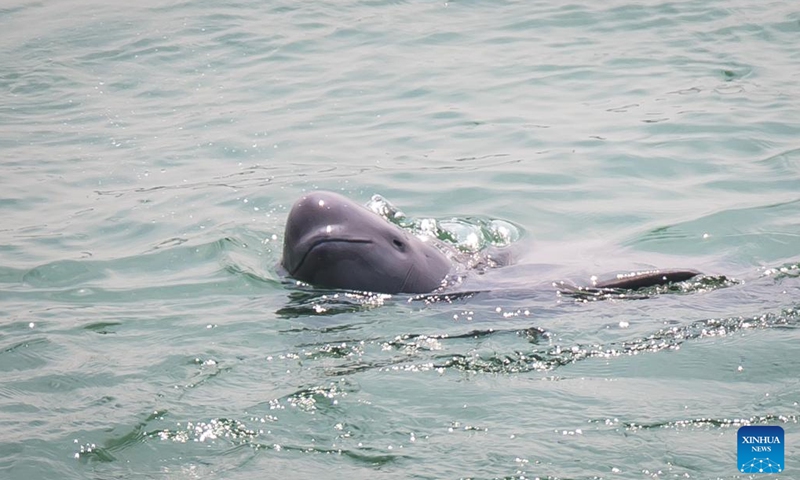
[281,191,451,294]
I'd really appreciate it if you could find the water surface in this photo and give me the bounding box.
[1,0,799,478]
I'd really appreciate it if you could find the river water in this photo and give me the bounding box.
[1,0,799,478]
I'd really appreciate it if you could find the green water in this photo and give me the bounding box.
[1,0,799,478]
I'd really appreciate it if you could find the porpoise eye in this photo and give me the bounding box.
[392,238,405,251]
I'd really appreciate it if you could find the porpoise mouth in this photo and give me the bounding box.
[287,237,373,276]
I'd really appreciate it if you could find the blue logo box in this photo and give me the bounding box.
[738,425,785,474]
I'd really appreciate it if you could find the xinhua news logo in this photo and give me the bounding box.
[737,425,785,474]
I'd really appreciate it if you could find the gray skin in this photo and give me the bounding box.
[281,191,452,294]
[281,190,701,294]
